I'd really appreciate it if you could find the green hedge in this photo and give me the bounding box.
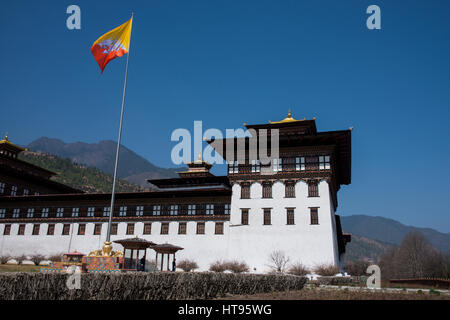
[0,272,306,300]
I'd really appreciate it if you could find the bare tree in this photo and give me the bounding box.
[396,231,435,278]
[379,231,450,280]
[268,250,290,273]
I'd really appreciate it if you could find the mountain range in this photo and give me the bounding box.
[340,215,450,254]
[27,137,183,187]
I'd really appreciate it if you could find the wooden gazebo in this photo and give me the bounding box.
[113,237,156,271]
[152,243,184,271]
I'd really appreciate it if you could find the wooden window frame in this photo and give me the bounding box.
[126,223,134,235]
[136,205,144,216]
[32,224,40,235]
[111,223,118,235]
[263,208,271,225]
[78,224,86,235]
[47,224,55,235]
[215,222,224,235]
[93,224,102,235]
[262,183,272,198]
[3,224,11,235]
[285,182,295,198]
[308,181,319,197]
[62,224,70,236]
[143,223,152,235]
[87,207,95,217]
[160,222,169,235]
[196,222,205,235]
[240,183,250,199]
[178,222,187,235]
[241,209,249,225]
[310,207,319,225]
[286,208,295,225]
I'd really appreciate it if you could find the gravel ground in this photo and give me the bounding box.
[217,286,450,300]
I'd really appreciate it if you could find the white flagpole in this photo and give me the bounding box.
[105,13,134,246]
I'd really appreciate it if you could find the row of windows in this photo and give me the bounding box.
[2,221,225,236]
[240,207,319,225]
[0,181,40,197]
[228,155,330,174]
[0,204,231,219]
[240,181,319,199]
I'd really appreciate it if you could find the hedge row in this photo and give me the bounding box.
[315,276,366,286]
[0,272,307,300]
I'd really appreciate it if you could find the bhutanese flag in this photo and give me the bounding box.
[91,17,133,73]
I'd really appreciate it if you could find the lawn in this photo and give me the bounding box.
[0,264,41,273]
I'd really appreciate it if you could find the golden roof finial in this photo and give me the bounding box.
[5,133,8,141]
[198,152,202,161]
[269,109,301,124]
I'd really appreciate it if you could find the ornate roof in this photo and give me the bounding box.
[0,133,26,156]
[268,110,305,124]
[151,242,184,253]
[114,237,156,249]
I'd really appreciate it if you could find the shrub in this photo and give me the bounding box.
[0,272,307,300]
[177,259,199,272]
[268,250,290,273]
[29,254,45,266]
[288,262,309,276]
[15,255,27,264]
[209,260,227,272]
[345,260,371,276]
[47,254,63,262]
[224,260,249,274]
[314,264,340,276]
[0,256,11,264]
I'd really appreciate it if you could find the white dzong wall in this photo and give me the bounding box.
[0,180,340,272]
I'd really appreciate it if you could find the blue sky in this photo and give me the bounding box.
[1,1,449,232]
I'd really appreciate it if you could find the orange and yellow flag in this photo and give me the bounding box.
[91,17,133,73]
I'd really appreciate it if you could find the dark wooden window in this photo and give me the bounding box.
[87,207,95,217]
[18,224,25,235]
[93,224,101,235]
[78,224,85,235]
[161,223,169,235]
[310,208,319,225]
[178,222,186,235]
[241,183,250,199]
[319,155,330,170]
[196,222,205,234]
[285,182,295,198]
[262,183,272,198]
[126,223,134,235]
[241,209,249,225]
[136,206,144,216]
[47,224,55,235]
[215,222,224,235]
[62,224,70,235]
[143,223,152,235]
[3,224,11,235]
[263,209,271,225]
[287,209,295,225]
[111,223,118,235]
[308,181,319,197]
[32,224,40,235]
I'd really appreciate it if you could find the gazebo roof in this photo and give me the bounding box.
[113,237,156,249]
[151,243,184,254]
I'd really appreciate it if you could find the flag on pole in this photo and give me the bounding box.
[91,17,133,73]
